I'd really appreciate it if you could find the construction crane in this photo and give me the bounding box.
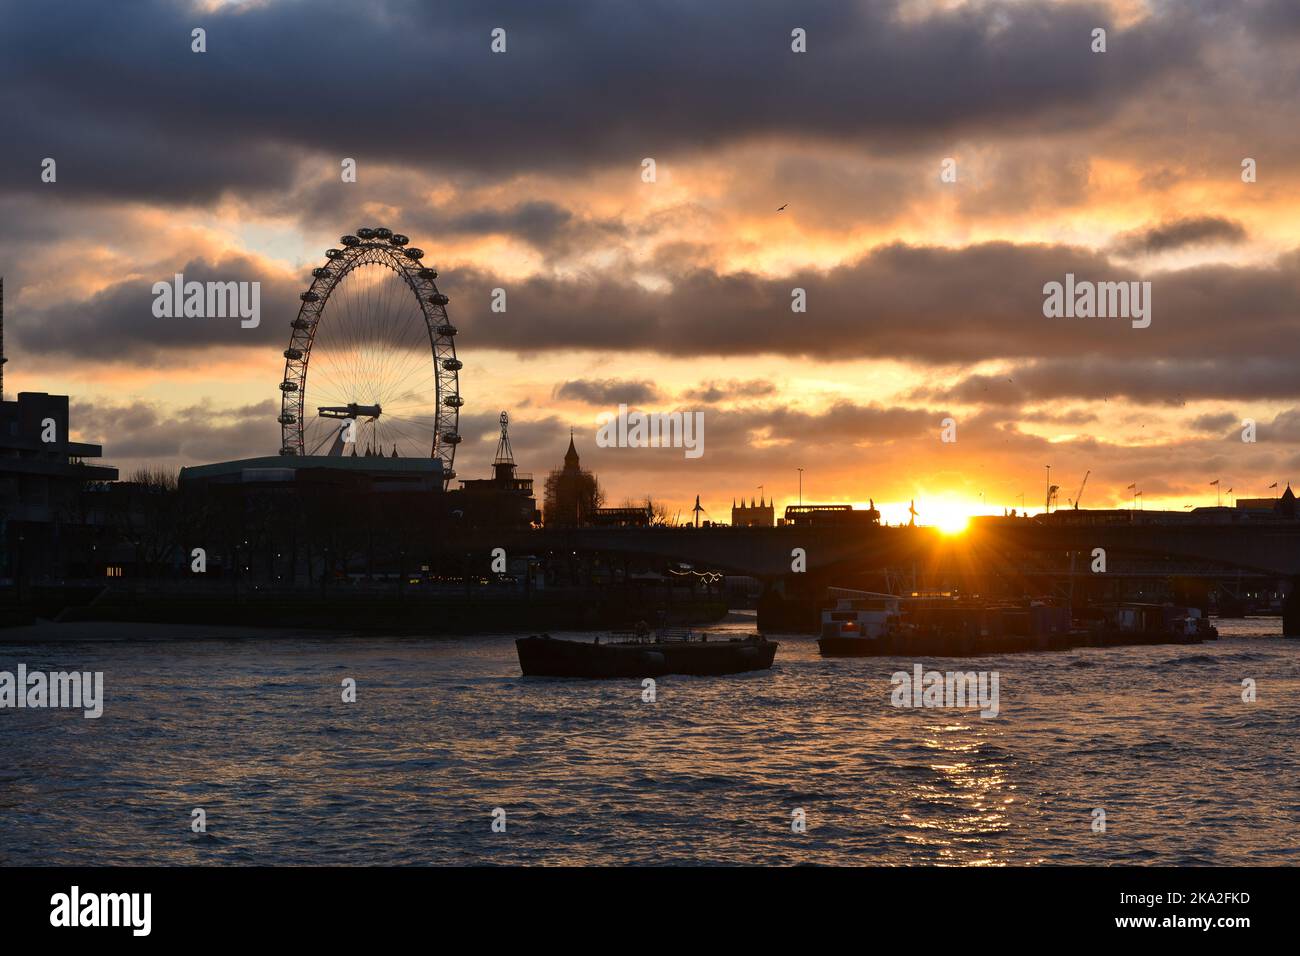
[1070,470,1090,510]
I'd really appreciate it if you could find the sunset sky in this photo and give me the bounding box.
[4,0,1300,527]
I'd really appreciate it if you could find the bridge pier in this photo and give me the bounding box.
[756,578,819,633]
[1283,578,1300,637]
[1171,577,1211,616]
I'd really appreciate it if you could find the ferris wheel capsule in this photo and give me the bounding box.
[404,247,424,260]
[356,227,376,239]
[374,227,393,240]
[390,233,409,246]
[341,235,360,246]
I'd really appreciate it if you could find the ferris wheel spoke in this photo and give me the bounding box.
[308,361,357,403]
[382,399,439,416]
[373,327,423,387]
[379,418,424,450]
[378,361,438,410]
[385,412,440,423]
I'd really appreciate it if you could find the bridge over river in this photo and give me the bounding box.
[477,513,1300,580]
[461,512,1300,631]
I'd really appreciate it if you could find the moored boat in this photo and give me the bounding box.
[516,626,778,678]
[817,590,1074,657]
[816,589,1225,656]
[817,590,900,656]
[1073,603,1214,646]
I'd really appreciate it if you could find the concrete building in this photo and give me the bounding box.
[0,391,119,582]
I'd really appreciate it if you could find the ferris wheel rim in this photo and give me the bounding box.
[276,229,460,484]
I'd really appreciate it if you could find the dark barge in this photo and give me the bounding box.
[516,627,778,678]
[817,591,1216,657]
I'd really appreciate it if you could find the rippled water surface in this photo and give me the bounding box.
[1,616,1297,865]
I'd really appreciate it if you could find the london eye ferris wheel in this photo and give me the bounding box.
[277,227,462,485]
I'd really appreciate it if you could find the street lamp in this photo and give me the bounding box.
[797,468,804,507]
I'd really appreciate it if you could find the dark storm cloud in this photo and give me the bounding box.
[767,401,938,444]
[1190,411,1238,433]
[1261,407,1300,444]
[70,399,278,464]
[441,202,629,256]
[11,254,299,362]
[446,241,1300,371]
[682,379,777,403]
[283,182,631,260]
[1111,215,1248,257]
[0,0,1207,201]
[18,239,1300,396]
[933,356,1300,405]
[552,378,660,405]
[1248,0,1300,36]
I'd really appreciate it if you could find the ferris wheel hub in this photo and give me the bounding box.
[318,403,381,420]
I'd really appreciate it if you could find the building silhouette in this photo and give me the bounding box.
[731,495,774,527]
[542,431,602,527]
[1237,483,1297,518]
[1,280,120,583]
[457,411,540,528]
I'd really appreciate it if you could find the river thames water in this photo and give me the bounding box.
[1,615,1296,865]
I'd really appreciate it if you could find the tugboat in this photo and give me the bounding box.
[516,623,778,678]
[817,591,902,656]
